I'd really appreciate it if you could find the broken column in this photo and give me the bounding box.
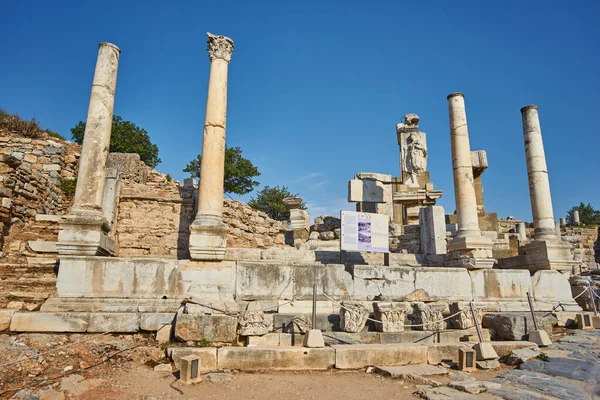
[446,93,493,269]
[471,150,488,214]
[419,206,447,255]
[517,222,527,242]
[573,210,581,225]
[498,106,574,272]
[189,33,234,261]
[57,42,121,256]
[283,197,310,244]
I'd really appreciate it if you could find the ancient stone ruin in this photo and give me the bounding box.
[0,33,598,378]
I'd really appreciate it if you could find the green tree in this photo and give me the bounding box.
[566,202,600,226]
[70,115,161,168]
[248,185,306,221]
[183,146,260,195]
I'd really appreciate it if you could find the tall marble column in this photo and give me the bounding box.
[521,105,557,240]
[189,32,234,261]
[573,210,581,225]
[57,42,120,256]
[446,93,493,268]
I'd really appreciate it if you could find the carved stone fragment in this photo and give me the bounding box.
[339,301,370,333]
[412,302,446,331]
[373,302,409,332]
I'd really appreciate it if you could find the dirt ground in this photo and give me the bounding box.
[0,333,512,400]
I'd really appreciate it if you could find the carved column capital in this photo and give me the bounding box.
[207,32,234,63]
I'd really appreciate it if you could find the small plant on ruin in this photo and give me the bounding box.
[184,146,260,195]
[536,352,549,361]
[70,115,162,168]
[45,129,66,140]
[198,338,212,347]
[0,108,45,138]
[60,178,77,197]
[248,185,306,221]
[165,174,172,182]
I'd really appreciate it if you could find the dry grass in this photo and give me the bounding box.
[0,108,65,140]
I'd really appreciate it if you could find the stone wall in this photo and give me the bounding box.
[561,225,599,271]
[116,176,288,258]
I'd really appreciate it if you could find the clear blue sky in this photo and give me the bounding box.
[1,0,598,222]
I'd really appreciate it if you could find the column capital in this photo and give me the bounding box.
[520,104,538,113]
[207,32,234,64]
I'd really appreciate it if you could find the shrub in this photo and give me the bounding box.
[61,178,77,197]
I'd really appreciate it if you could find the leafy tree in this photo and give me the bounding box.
[183,146,260,195]
[566,202,600,226]
[70,115,161,168]
[248,185,306,221]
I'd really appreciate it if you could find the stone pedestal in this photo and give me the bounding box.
[189,33,234,261]
[419,206,447,255]
[446,93,493,269]
[57,42,120,256]
[283,197,309,245]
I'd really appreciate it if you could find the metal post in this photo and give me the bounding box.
[312,284,317,330]
[469,302,484,342]
[526,292,540,330]
[589,286,599,316]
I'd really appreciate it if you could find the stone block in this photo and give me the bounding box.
[237,310,273,336]
[57,256,182,298]
[486,341,538,358]
[139,313,176,331]
[380,331,436,344]
[167,347,217,371]
[235,262,293,300]
[531,270,576,303]
[217,347,335,370]
[260,249,315,262]
[333,343,428,369]
[419,206,447,255]
[174,314,237,343]
[277,301,336,314]
[473,342,498,361]
[155,324,172,342]
[88,313,139,333]
[292,264,354,300]
[481,313,554,341]
[348,178,388,203]
[10,312,90,332]
[528,329,552,347]
[246,333,282,347]
[437,328,490,343]
[179,260,235,300]
[427,343,472,364]
[303,329,325,348]
[223,248,262,261]
[351,266,415,301]
[469,270,531,301]
[414,268,472,301]
[0,309,16,331]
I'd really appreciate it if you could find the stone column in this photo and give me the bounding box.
[517,222,527,241]
[189,33,234,261]
[448,93,481,238]
[555,221,561,238]
[57,42,120,256]
[446,93,492,268]
[521,105,557,240]
[283,197,310,245]
[573,210,581,225]
[560,218,566,227]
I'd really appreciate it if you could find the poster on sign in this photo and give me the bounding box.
[340,210,389,253]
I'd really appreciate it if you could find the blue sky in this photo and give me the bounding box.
[1,0,598,222]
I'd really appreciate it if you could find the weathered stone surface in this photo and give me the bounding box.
[520,357,600,384]
[174,314,237,342]
[469,270,531,301]
[88,313,139,333]
[236,262,293,300]
[292,264,353,300]
[339,301,370,332]
[531,270,574,303]
[27,240,58,253]
[419,206,447,255]
[0,309,16,331]
[412,302,446,331]
[427,343,472,364]
[167,347,217,371]
[449,302,480,330]
[217,347,335,370]
[482,313,554,341]
[476,360,500,369]
[417,385,502,400]
[505,347,541,366]
[449,380,502,394]
[10,312,89,332]
[493,369,595,400]
[488,341,539,358]
[351,266,415,300]
[274,313,339,333]
[375,364,448,379]
[139,313,176,331]
[237,309,273,336]
[414,268,472,301]
[373,302,408,332]
[333,343,428,369]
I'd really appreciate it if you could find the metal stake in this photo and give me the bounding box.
[589,286,599,316]
[526,292,539,330]
[469,302,484,343]
[312,284,317,330]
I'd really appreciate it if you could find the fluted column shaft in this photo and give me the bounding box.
[72,42,120,215]
[521,106,556,240]
[448,93,481,238]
